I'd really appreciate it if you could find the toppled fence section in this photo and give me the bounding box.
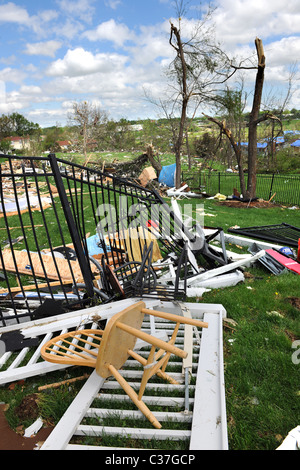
[0,154,237,327]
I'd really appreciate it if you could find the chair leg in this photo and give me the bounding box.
[128,347,180,402]
[107,363,162,429]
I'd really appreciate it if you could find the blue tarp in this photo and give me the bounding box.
[240,142,268,149]
[257,142,268,149]
[86,233,110,256]
[284,130,300,135]
[291,139,300,147]
[158,163,176,187]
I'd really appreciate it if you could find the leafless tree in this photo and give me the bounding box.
[143,1,232,188]
[68,101,108,162]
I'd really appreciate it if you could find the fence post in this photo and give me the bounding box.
[48,153,95,300]
[218,172,221,193]
[269,173,275,200]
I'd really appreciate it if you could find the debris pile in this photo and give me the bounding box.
[0,154,299,451]
[0,153,299,329]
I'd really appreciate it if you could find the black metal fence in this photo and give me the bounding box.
[0,153,232,327]
[183,170,300,206]
[0,154,198,326]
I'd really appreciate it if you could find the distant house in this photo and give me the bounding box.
[130,124,143,131]
[5,136,31,151]
[56,140,72,150]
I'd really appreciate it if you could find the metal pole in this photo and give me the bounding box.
[48,153,95,299]
[269,173,275,201]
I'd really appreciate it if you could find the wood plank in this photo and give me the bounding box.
[0,249,98,282]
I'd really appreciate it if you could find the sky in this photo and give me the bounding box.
[0,0,299,128]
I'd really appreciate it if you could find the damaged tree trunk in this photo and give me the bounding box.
[205,38,269,200]
[146,144,162,177]
[170,22,189,189]
[204,114,246,197]
[246,38,265,200]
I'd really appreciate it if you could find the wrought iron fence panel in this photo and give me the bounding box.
[0,154,193,326]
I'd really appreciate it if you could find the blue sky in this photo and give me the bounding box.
[0,0,299,128]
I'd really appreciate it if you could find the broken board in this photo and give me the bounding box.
[0,249,98,282]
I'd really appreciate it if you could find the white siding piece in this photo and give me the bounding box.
[276,426,300,450]
[189,310,228,450]
[0,298,142,335]
[96,393,195,407]
[187,250,265,285]
[86,408,193,423]
[204,228,284,251]
[180,303,194,372]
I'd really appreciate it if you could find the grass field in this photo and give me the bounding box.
[182,198,300,450]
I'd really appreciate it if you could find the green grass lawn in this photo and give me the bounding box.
[181,198,300,450]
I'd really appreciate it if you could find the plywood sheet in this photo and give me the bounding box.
[0,249,98,282]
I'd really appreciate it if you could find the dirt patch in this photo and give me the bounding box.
[217,199,280,209]
[287,297,300,310]
[0,404,53,450]
[15,393,40,421]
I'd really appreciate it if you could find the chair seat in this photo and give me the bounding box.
[40,329,104,368]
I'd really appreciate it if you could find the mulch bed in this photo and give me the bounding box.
[217,199,280,209]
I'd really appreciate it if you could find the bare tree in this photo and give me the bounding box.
[68,101,108,162]
[157,2,232,188]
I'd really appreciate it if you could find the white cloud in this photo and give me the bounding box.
[56,0,96,23]
[83,19,135,47]
[19,85,43,95]
[0,3,59,38]
[0,2,31,25]
[104,0,122,9]
[0,55,17,66]
[24,41,62,58]
[46,47,128,77]
[212,0,300,51]
[0,67,27,85]
[265,37,300,67]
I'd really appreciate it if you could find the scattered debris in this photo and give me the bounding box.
[24,417,43,438]
[138,166,157,187]
[38,373,90,391]
[287,297,300,310]
[15,394,40,422]
[214,193,227,201]
[0,154,298,330]
[166,183,203,199]
[158,163,176,187]
[249,243,289,275]
[0,403,53,450]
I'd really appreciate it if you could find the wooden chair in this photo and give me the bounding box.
[40,301,208,429]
